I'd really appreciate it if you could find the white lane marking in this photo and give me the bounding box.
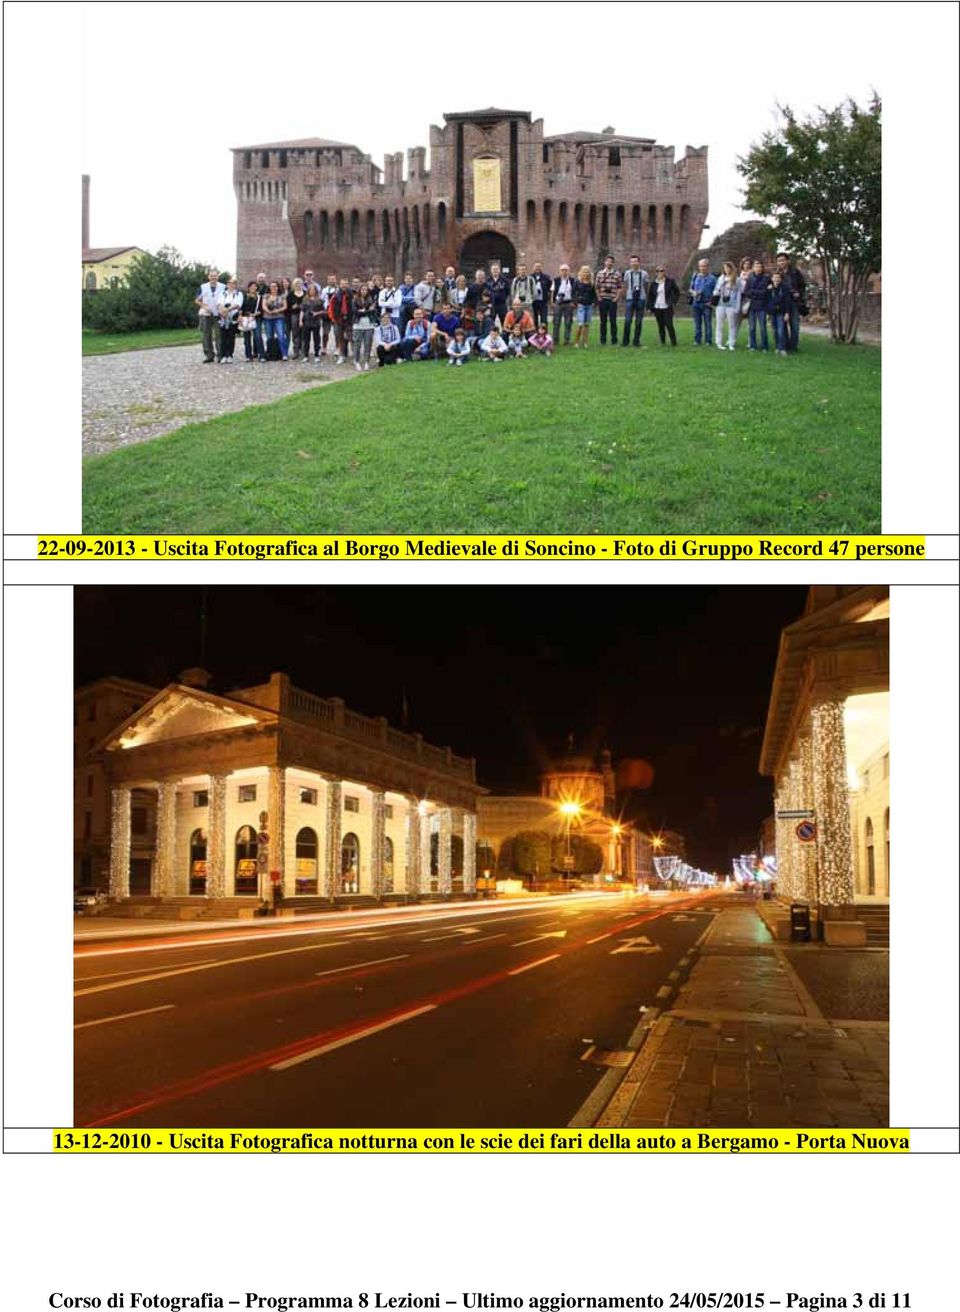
[76,959,219,983]
[270,1005,437,1071]
[508,953,562,976]
[75,1004,175,1030]
[514,931,567,947]
[74,941,352,997]
[315,954,409,978]
[468,932,507,944]
[586,933,610,945]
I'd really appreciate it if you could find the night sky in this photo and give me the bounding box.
[74,585,807,872]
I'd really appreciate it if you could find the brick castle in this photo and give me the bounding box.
[233,107,708,282]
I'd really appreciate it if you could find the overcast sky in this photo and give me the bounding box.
[81,1,882,269]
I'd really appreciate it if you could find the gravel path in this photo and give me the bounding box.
[83,343,355,456]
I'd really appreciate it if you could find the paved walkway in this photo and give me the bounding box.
[83,344,352,455]
[596,898,888,1129]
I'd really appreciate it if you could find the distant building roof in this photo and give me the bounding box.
[82,246,142,263]
[233,137,357,152]
[444,107,532,123]
[545,130,655,146]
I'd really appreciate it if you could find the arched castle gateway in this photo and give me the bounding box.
[233,108,708,282]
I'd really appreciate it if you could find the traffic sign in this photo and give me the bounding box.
[795,820,817,843]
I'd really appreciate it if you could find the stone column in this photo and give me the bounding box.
[324,778,342,897]
[108,786,131,900]
[267,766,287,895]
[419,809,433,892]
[154,781,178,897]
[811,698,856,908]
[438,807,453,894]
[370,788,386,899]
[206,773,227,899]
[405,799,422,896]
[462,811,477,893]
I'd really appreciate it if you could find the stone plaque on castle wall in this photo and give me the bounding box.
[473,156,502,213]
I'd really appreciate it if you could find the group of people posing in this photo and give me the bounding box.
[195,251,808,367]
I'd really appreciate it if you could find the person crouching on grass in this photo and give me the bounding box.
[507,325,528,357]
[401,307,432,361]
[446,328,472,365]
[375,312,402,366]
[479,324,509,361]
[527,323,554,356]
[429,302,461,359]
[573,267,597,348]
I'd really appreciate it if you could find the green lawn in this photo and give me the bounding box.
[82,325,880,533]
[82,327,200,355]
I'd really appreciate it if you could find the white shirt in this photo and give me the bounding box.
[480,333,508,355]
[654,279,668,310]
[555,277,573,302]
[197,281,225,316]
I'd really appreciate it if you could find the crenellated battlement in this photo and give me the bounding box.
[233,109,708,282]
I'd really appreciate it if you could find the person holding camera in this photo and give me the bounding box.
[622,256,648,348]
[713,262,742,351]
[551,264,577,346]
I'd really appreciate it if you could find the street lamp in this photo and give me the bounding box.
[558,800,581,876]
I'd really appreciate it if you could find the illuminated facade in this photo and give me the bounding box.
[477,744,653,882]
[94,671,483,910]
[759,586,890,914]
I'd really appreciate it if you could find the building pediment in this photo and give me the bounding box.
[101,684,274,752]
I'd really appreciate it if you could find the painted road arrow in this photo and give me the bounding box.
[421,927,483,942]
[610,935,662,955]
[514,931,569,947]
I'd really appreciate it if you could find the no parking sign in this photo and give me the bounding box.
[796,819,817,843]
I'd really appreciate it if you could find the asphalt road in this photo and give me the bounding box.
[74,892,719,1128]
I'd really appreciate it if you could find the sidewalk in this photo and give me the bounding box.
[595,898,888,1129]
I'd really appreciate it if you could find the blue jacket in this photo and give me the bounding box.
[766,283,791,315]
[690,272,717,305]
[744,272,770,309]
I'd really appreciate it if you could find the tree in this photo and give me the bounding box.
[551,835,604,876]
[738,97,880,343]
[82,247,230,333]
[509,831,554,880]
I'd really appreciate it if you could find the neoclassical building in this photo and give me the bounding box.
[233,108,708,282]
[759,586,890,916]
[96,671,484,910]
[477,742,655,884]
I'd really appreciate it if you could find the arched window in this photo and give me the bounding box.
[680,204,691,243]
[366,209,375,246]
[422,202,431,243]
[647,205,657,243]
[341,832,360,895]
[295,827,318,894]
[884,808,890,894]
[865,818,876,895]
[437,201,447,243]
[526,199,537,231]
[543,198,552,243]
[383,836,395,893]
[574,203,583,243]
[320,211,330,245]
[588,204,597,245]
[631,204,641,244]
[335,211,344,246]
[558,201,568,239]
[235,825,258,895]
[663,204,673,243]
[600,205,610,248]
[382,209,391,244]
[615,205,625,244]
[189,828,207,895]
[304,211,313,245]
[84,271,97,290]
[350,209,359,246]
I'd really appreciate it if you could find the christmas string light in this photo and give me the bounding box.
[206,773,227,898]
[109,786,131,899]
[811,698,856,906]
